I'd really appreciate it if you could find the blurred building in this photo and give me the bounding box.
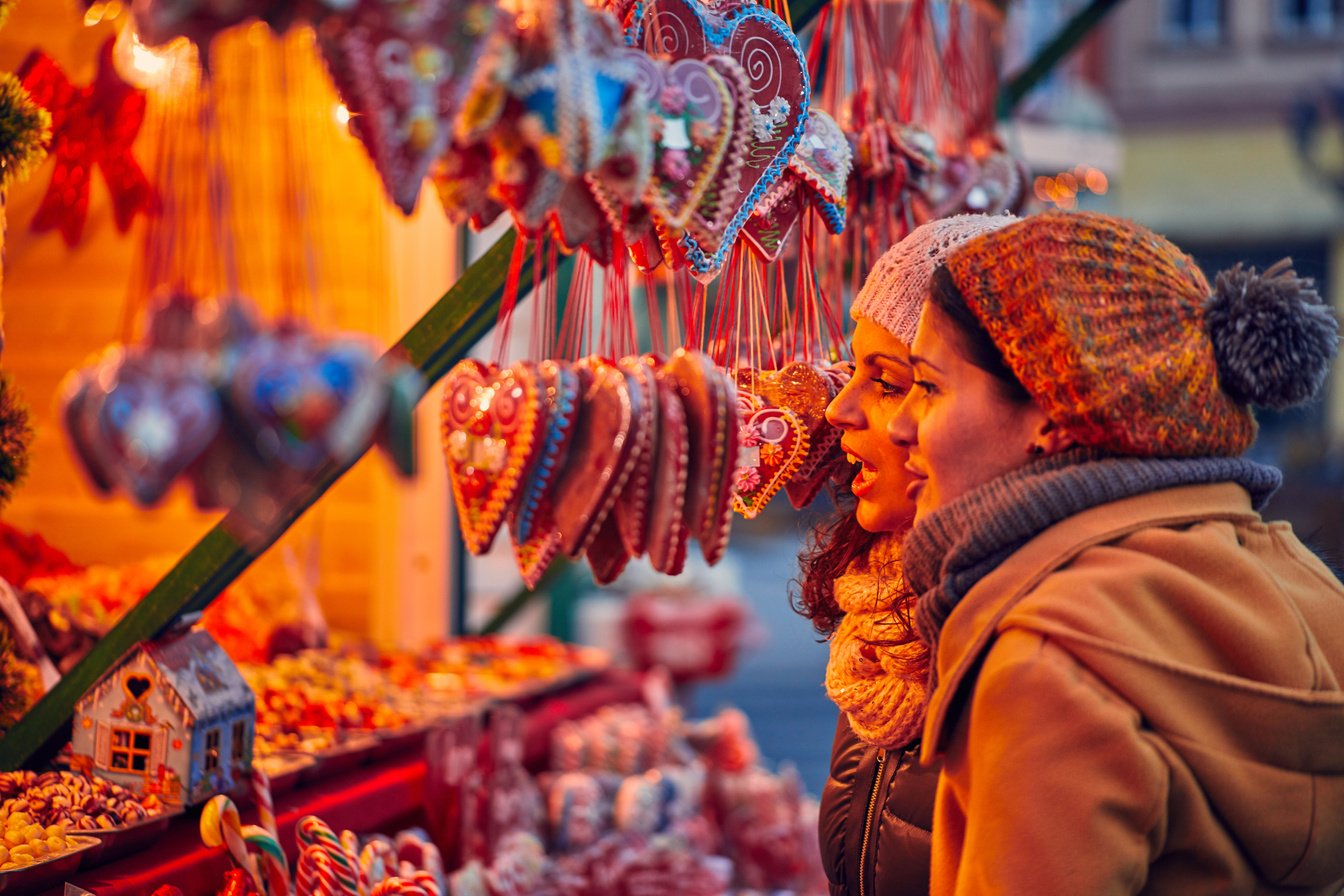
[1008,0,1344,560]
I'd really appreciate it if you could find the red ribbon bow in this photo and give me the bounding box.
[17,36,157,247]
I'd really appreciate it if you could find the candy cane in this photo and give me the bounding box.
[360,840,394,889]
[296,816,360,895]
[201,795,266,895]
[252,766,279,841]
[243,823,293,896]
[340,829,364,896]
[410,870,441,896]
[369,879,428,896]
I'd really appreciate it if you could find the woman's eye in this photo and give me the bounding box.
[913,380,938,397]
[872,377,908,397]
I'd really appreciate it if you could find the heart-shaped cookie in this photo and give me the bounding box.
[612,356,660,557]
[645,357,691,575]
[663,349,735,565]
[585,513,631,585]
[740,176,803,263]
[550,358,641,557]
[229,329,387,472]
[314,0,501,214]
[788,107,850,233]
[511,360,582,545]
[639,0,809,278]
[441,360,543,555]
[785,361,850,509]
[87,350,221,507]
[731,395,809,519]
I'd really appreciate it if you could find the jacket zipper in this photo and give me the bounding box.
[858,749,885,896]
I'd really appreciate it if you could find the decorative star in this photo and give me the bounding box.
[18,37,157,248]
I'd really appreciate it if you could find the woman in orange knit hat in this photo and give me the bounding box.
[797,213,1015,896]
[887,210,1344,894]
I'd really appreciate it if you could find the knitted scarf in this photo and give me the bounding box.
[826,533,929,750]
[904,451,1283,659]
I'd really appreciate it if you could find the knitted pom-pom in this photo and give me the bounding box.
[1205,258,1339,410]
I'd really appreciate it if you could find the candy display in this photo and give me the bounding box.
[0,807,89,870]
[0,770,166,833]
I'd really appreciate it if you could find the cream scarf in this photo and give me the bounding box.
[825,533,928,750]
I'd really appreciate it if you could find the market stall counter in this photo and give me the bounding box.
[40,669,645,896]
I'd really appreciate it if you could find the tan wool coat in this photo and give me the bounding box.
[920,482,1344,895]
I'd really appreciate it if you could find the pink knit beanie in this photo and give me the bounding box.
[850,213,1018,343]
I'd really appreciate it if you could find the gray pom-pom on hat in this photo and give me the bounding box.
[1205,258,1340,410]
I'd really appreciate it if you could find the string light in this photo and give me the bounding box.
[333,103,351,126]
[1033,164,1110,210]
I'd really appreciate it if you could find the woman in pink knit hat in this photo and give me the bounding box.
[887,210,1344,894]
[795,213,1015,896]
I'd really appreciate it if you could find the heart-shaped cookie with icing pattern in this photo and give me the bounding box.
[441,360,543,555]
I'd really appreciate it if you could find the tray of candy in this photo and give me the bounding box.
[0,834,99,895]
[79,810,183,867]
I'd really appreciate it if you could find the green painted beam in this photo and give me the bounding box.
[997,0,1127,120]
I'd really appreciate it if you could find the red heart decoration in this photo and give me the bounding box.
[664,349,736,565]
[645,358,691,575]
[740,176,803,263]
[730,393,809,519]
[639,0,809,277]
[315,0,501,214]
[785,361,850,509]
[585,513,631,585]
[550,359,642,557]
[612,357,660,557]
[441,360,544,555]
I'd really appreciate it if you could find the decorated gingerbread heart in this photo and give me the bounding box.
[550,358,641,557]
[79,350,222,506]
[511,360,581,545]
[441,359,543,555]
[585,513,631,585]
[740,176,803,263]
[315,0,500,214]
[229,328,387,473]
[788,106,851,233]
[730,391,809,519]
[645,356,691,575]
[611,356,660,557]
[639,0,809,278]
[663,348,735,565]
[785,361,850,509]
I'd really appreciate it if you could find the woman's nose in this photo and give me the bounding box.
[886,391,916,447]
[825,379,862,429]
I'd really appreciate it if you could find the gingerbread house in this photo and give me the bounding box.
[70,627,254,807]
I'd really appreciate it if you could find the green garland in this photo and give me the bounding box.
[0,72,49,193]
[0,373,31,510]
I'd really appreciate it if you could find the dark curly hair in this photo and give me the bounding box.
[792,466,930,680]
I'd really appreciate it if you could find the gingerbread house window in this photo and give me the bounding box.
[231,720,247,762]
[110,728,152,772]
[204,727,221,773]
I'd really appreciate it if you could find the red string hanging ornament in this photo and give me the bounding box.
[18,37,158,248]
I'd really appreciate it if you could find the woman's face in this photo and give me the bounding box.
[887,303,1052,524]
[824,319,918,534]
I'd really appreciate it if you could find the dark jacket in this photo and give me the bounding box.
[820,711,940,896]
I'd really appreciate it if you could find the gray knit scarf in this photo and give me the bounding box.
[904,450,1283,653]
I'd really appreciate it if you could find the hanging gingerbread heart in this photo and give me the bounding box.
[229,328,388,473]
[441,359,544,555]
[785,361,850,509]
[550,358,641,557]
[663,348,735,565]
[645,356,691,575]
[611,356,660,557]
[511,360,581,545]
[730,392,809,519]
[60,363,118,496]
[739,176,803,263]
[431,139,505,230]
[787,106,851,233]
[638,0,809,279]
[315,0,502,214]
[83,350,222,507]
[585,513,631,585]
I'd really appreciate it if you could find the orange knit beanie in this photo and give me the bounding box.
[943,211,1339,457]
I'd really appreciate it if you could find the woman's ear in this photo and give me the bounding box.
[1032,418,1078,457]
